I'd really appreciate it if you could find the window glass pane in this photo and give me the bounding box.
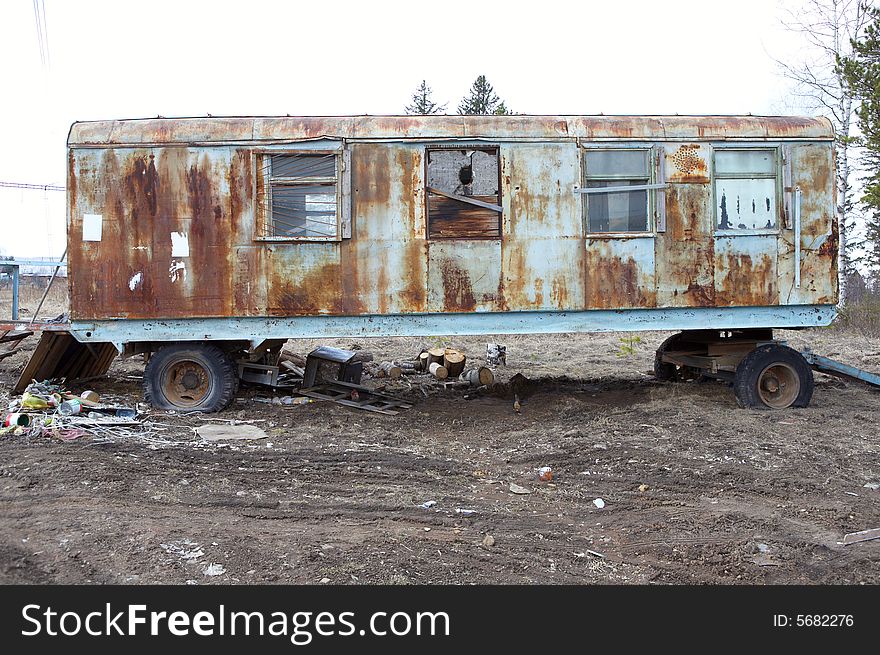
[715,150,774,175]
[270,183,337,238]
[272,154,336,179]
[587,181,648,232]
[715,178,776,230]
[585,150,648,177]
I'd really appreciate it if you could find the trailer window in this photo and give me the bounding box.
[583,149,651,233]
[714,149,777,231]
[426,148,501,239]
[258,152,339,240]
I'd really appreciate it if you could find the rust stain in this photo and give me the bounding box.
[667,145,709,184]
[441,260,477,312]
[269,260,344,315]
[715,253,777,306]
[585,252,655,309]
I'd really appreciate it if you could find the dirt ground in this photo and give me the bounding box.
[1,323,879,585]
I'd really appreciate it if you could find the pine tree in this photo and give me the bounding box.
[405,80,446,115]
[842,5,880,281]
[457,76,511,115]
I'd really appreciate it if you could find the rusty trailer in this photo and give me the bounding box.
[22,114,839,410]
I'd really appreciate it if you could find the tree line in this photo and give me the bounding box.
[405,76,511,115]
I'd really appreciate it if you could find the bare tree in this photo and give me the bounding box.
[774,0,871,302]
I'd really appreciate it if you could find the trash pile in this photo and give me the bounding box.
[2,379,144,442]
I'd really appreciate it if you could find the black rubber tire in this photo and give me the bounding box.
[144,343,238,412]
[733,344,814,409]
[654,333,686,381]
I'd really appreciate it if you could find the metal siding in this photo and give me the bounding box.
[69,115,834,146]
[69,146,235,320]
[66,122,838,332]
[584,237,656,309]
[655,145,715,306]
[427,240,503,312]
[350,142,427,315]
[778,143,838,305]
[714,235,779,306]
[501,143,584,310]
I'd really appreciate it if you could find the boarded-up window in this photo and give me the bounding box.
[714,149,777,231]
[426,148,501,238]
[258,153,339,240]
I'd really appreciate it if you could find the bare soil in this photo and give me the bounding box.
[1,328,879,585]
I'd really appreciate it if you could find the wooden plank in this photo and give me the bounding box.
[0,330,33,344]
[426,187,502,212]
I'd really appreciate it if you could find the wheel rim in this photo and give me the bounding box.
[757,362,800,409]
[162,359,212,408]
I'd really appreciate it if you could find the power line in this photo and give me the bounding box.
[0,181,65,192]
[32,0,50,69]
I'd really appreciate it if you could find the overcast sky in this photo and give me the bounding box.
[0,0,823,257]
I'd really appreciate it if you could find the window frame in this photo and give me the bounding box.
[424,144,502,241]
[711,146,781,236]
[254,149,343,243]
[581,146,656,238]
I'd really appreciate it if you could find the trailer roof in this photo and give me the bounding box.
[68,115,833,147]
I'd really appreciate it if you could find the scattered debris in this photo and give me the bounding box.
[482,534,495,547]
[202,563,226,576]
[420,501,437,509]
[2,380,144,442]
[196,423,269,441]
[486,343,507,366]
[864,483,880,490]
[638,484,649,492]
[840,527,880,546]
[509,482,532,495]
[537,466,553,482]
[455,508,477,516]
[751,554,781,567]
[593,498,606,509]
[298,381,412,415]
[161,539,205,561]
[574,549,605,559]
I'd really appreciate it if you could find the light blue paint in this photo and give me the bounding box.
[801,351,880,388]
[69,305,836,345]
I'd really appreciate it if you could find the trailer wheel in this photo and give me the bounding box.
[654,333,687,381]
[733,344,813,409]
[144,344,238,412]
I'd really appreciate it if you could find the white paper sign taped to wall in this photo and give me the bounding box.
[82,214,103,241]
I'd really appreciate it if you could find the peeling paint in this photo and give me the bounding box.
[66,116,837,324]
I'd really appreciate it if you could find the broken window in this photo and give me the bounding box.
[426,148,501,238]
[258,152,340,240]
[714,149,777,231]
[583,149,651,233]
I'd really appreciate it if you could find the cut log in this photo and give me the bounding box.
[427,347,446,367]
[418,352,431,372]
[464,366,494,387]
[279,349,307,367]
[428,362,449,379]
[399,361,418,370]
[280,361,305,377]
[380,361,402,379]
[349,351,374,364]
[443,350,466,378]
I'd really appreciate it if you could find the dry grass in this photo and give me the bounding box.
[833,292,880,337]
[0,277,69,320]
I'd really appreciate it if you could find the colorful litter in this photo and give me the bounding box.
[2,379,143,441]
